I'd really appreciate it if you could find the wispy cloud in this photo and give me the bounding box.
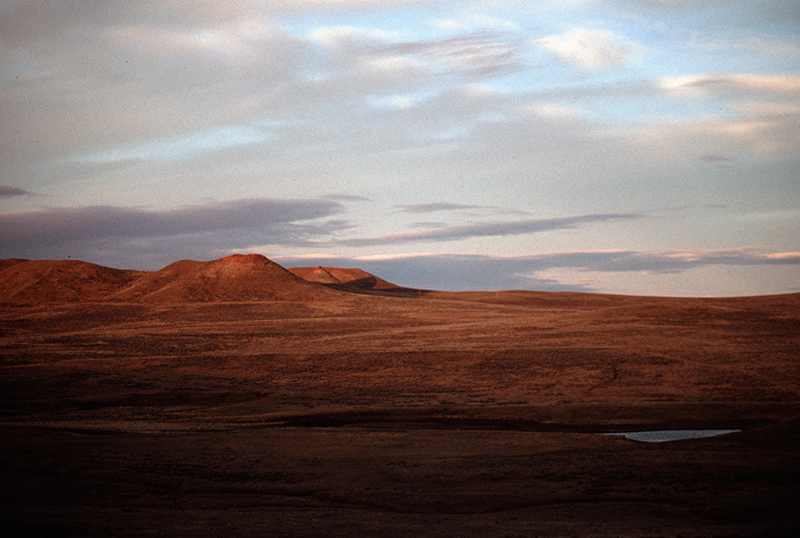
[309,25,405,48]
[536,28,645,72]
[396,202,485,213]
[322,193,372,202]
[525,247,800,273]
[339,213,640,246]
[662,73,800,95]
[309,26,525,81]
[384,32,524,77]
[0,186,32,198]
[70,125,271,165]
[433,14,521,33]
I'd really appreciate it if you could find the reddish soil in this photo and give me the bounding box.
[1,256,799,536]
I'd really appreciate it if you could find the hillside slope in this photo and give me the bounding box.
[0,259,143,305]
[0,255,336,304]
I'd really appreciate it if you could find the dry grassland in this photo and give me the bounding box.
[2,283,799,536]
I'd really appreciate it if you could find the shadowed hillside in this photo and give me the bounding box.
[290,265,423,297]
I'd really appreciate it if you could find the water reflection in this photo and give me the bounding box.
[604,429,740,443]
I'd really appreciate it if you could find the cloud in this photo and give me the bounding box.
[0,3,313,171]
[525,247,800,273]
[395,202,527,217]
[194,0,430,16]
[2,12,528,173]
[368,93,430,110]
[433,14,521,33]
[322,193,372,202]
[0,197,348,267]
[339,213,640,246]
[71,124,271,164]
[653,72,800,158]
[662,73,800,96]
[0,186,32,198]
[396,202,485,213]
[522,102,586,120]
[386,33,523,77]
[309,25,404,48]
[618,0,719,8]
[0,0,429,49]
[308,29,524,82]
[536,28,645,72]
[732,101,800,118]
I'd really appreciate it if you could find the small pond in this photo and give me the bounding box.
[603,429,740,443]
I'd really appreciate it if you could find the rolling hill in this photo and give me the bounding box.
[0,254,335,305]
[0,259,143,305]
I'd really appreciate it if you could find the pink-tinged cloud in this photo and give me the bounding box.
[523,247,800,273]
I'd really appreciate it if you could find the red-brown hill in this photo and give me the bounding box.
[111,254,335,303]
[0,259,144,306]
[0,255,338,305]
[289,266,420,296]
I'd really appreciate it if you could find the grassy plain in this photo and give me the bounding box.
[2,289,799,537]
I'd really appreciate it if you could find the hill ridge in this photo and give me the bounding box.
[0,255,335,305]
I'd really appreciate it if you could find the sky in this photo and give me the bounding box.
[1,0,799,296]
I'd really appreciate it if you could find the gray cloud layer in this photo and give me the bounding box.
[342,213,640,246]
[0,186,32,198]
[0,197,347,268]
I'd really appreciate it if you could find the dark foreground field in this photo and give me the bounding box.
[2,290,800,537]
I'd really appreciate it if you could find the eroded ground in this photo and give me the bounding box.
[2,292,799,536]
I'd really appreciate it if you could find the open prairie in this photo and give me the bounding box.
[1,257,799,537]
